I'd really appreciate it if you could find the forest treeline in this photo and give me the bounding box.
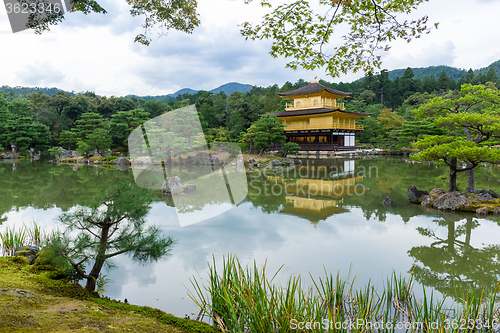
[0,66,499,155]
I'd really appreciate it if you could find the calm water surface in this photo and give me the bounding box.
[1,157,500,317]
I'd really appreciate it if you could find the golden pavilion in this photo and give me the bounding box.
[271,80,371,151]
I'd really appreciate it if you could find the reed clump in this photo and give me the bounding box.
[0,221,56,256]
[190,254,500,333]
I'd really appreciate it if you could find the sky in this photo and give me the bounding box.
[1,0,500,97]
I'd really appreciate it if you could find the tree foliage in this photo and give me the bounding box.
[47,182,176,291]
[241,0,436,77]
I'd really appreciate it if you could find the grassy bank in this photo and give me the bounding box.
[0,256,220,333]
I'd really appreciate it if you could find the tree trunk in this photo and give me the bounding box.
[466,165,474,193]
[85,221,110,291]
[447,220,455,255]
[449,158,458,192]
[463,126,475,193]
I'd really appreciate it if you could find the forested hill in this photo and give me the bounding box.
[126,82,253,102]
[0,86,74,99]
[387,66,466,81]
[387,59,500,81]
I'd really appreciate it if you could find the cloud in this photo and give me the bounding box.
[58,0,142,36]
[15,61,66,86]
[382,40,456,70]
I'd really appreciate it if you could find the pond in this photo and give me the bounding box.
[1,156,500,318]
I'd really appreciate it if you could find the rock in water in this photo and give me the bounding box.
[381,196,394,206]
[433,192,467,210]
[281,158,294,166]
[407,185,429,203]
[185,155,196,165]
[476,207,489,215]
[195,151,211,165]
[182,184,196,193]
[269,160,282,167]
[14,245,40,264]
[161,176,183,195]
[113,158,130,165]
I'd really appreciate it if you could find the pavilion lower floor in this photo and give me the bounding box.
[283,132,357,151]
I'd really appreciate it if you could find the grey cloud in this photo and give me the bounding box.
[59,0,141,35]
[15,62,66,86]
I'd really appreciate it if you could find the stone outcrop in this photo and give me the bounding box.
[14,245,40,264]
[407,185,429,203]
[409,186,500,213]
[433,192,469,210]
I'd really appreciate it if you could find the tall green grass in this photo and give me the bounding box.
[190,255,500,333]
[0,221,56,256]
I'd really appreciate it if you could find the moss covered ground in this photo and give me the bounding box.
[0,257,220,333]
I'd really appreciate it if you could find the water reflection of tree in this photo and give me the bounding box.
[409,213,500,298]
[0,159,134,223]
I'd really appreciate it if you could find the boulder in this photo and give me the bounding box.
[269,160,282,167]
[433,192,468,210]
[281,158,294,166]
[161,176,183,195]
[112,157,130,165]
[407,185,429,203]
[294,159,302,165]
[211,156,221,165]
[429,188,446,197]
[248,158,257,166]
[257,163,267,168]
[185,155,196,165]
[478,192,494,201]
[195,151,211,165]
[182,184,196,193]
[494,207,500,215]
[381,196,394,206]
[474,189,500,198]
[421,195,434,207]
[476,207,489,215]
[14,245,40,265]
[58,147,69,158]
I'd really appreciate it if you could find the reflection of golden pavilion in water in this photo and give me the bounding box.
[267,161,364,227]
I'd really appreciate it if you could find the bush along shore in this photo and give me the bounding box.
[0,256,220,333]
[190,254,500,333]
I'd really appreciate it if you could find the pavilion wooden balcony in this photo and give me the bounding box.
[284,123,364,131]
[285,101,345,111]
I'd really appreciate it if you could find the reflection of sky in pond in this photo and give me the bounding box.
[2,158,500,317]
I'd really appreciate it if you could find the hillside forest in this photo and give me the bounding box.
[1,66,499,156]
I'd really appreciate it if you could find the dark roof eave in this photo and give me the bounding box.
[278,82,352,97]
[266,108,372,117]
